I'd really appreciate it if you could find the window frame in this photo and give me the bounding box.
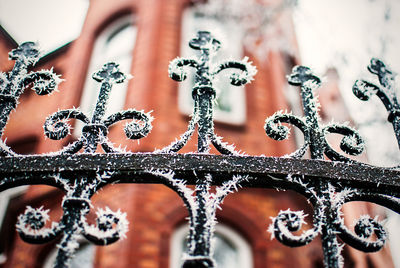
[0,186,28,264]
[170,223,253,268]
[43,237,96,268]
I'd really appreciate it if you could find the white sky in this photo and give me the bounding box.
[294,0,400,165]
[294,0,400,112]
[0,0,89,54]
[295,0,400,72]
[0,0,397,87]
[294,0,400,102]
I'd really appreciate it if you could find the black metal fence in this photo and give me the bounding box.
[0,31,399,268]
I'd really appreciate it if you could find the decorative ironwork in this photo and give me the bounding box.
[164,31,256,154]
[353,58,400,148]
[160,31,255,267]
[0,42,61,156]
[264,65,366,267]
[265,65,364,161]
[0,32,400,268]
[44,62,153,154]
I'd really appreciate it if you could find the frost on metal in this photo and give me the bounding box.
[150,169,248,268]
[331,189,390,253]
[353,58,400,149]
[16,206,61,243]
[0,42,62,156]
[161,31,256,154]
[13,173,129,268]
[265,65,365,161]
[84,207,129,245]
[1,59,148,267]
[262,60,400,268]
[267,176,323,248]
[1,37,400,268]
[44,62,153,154]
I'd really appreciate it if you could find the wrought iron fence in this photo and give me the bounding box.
[0,31,400,268]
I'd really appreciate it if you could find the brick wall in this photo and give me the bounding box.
[0,0,393,267]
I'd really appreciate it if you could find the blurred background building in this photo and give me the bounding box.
[0,0,397,267]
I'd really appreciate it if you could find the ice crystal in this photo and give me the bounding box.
[85,207,129,241]
[268,209,307,239]
[16,206,59,239]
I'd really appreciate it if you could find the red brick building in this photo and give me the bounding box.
[0,0,394,267]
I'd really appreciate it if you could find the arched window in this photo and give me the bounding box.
[178,7,246,125]
[76,15,136,136]
[170,224,253,268]
[43,241,95,268]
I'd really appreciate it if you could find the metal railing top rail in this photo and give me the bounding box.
[0,31,399,268]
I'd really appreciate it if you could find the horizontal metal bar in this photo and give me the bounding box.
[1,153,399,191]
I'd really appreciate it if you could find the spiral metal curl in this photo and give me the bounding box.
[18,69,62,96]
[44,109,90,140]
[168,58,198,82]
[323,124,364,162]
[212,56,257,86]
[43,63,152,153]
[83,207,129,245]
[331,189,400,253]
[268,176,324,247]
[269,209,322,247]
[0,42,62,156]
[264,65,365,161]
[103,109,153,140]
[345,216,386,252]
[264,112,310,158]
[336,215,387,253]
[16,206,62,244]
[338,221,386,253]
[353,80,380,101]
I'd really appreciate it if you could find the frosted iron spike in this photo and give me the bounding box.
[164,30,256,154]
[353,58,400,148]
[44,62,152,154]
[0,42,61,155]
